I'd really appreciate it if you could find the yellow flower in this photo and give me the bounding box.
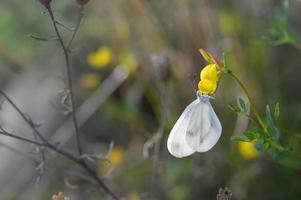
[120,52,138,73]
[87,46,113,69]
[81,73,100,89]
[198,79,217,94]
[198,64,220,94]
[200,64,219,83]
[97,146,125,177]
[108,146,125,166]
[238,142,260,160]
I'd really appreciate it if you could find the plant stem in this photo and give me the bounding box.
[228,72,268,132]
[67,6,84,50]
[45,5,119,199]
[0,90,119,200]
[46,4,82,156]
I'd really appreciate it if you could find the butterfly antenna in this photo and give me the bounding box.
[189,73,197,93]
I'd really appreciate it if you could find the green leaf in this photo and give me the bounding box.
[228,104,240,113]
[238,97,247,112]
[255,141,264,152]
[222,52,230,69]
[265,105,274,134]
[231,135,252,142]
[243,131,260,141]
[255,141,270,152]
[274,102,280,122]
[263,141,271,151]
[266,104,281,141]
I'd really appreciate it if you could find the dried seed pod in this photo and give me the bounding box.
[76,0,91,5]
[216,187,232,200]
[52,192,70,200]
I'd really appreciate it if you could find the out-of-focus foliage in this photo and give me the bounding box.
[0,0,301,200]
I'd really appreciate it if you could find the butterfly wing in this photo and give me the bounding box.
[185,101,222,152]
[196,101,222,152]
[185,101,211,151]
[167,99,198,158]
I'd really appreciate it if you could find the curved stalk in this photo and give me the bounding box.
[227,72,267,132]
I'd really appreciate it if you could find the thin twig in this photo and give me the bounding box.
[0,129,46,147]
[45,5,118,199]
[0,90,118,200]
[150,83,167,196]
[0,90,48,143]
[67,6,84,50]
[46,4,82,156]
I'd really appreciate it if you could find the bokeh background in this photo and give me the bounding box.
[0,0,301,199]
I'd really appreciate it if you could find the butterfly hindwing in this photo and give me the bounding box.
[167,100,198,158]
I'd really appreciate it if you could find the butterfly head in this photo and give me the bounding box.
[196,91,212,103]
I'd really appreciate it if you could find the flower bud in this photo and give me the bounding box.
[199,48,224,68]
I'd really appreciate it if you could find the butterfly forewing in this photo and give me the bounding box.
[196,102,222,152]
[185,101,211,151]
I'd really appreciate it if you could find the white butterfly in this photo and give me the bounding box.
[167,92,222,158]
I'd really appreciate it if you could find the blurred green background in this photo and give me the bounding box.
[0,0,301,199]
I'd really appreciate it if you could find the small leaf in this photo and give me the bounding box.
[243,131,260,141]
[238,97,247,112]
[263,141,271,150]
[228,104,240,113]
[266,104,282,140]
[231,135,251,142]
[266,105,274,134]
[250,122,269,139]
[222,52,228,68]
[255,141,265,152]
[274,102,280,122]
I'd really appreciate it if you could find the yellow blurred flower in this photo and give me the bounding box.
[108,146,125,166]
[97,160,111,177]
[198,64,220,94]
[238,142,260,160]
[81,73,100,89]
[97,146,125,177]
[120,52,138,73]
[87,46,113,69]
[128,192,140,200]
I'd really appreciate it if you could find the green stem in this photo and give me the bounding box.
[270,140,285,152]
[228,71,268,132]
